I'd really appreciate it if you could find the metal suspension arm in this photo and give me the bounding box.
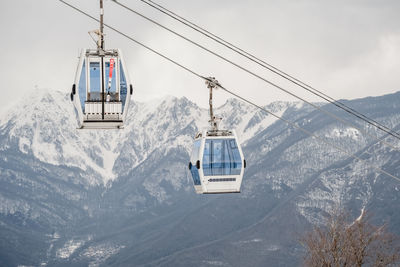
[100,0,105,119]
[205,77,221,131]
[100,0,104,50]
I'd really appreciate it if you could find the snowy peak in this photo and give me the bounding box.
[1,90,293,186]
[6,87,388,190]
[216,99,298,142]
[0,89,122,185]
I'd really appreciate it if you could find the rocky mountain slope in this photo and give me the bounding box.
[0,89,399,266]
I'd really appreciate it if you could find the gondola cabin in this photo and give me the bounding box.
[189,130,246,194]
[71,48,132,129]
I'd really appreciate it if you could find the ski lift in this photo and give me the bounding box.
[70,0,133,129]
[188,77,246,194]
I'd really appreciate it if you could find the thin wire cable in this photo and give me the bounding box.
[214,81,400,183]
[57,0,400,183]
[111,0,400,151]
[135,0,400,141]
[58,0,201,79]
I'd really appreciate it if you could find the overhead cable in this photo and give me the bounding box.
[110,0,400,151]
[58,0,400,183]
[130,0,400,141]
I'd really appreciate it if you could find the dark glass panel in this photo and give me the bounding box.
[89,62,101,93]
[203,139,242,176]
[190,167,201,185]
[78,60,86,111]
[119,61,127,111]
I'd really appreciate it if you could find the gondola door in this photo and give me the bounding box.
[86,57,104,120]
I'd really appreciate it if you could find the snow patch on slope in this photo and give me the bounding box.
[325,127,361,140]
[56,238,88,259]
[81,243,125,267]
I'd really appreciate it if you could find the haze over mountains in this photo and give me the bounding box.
[0,89,399,266]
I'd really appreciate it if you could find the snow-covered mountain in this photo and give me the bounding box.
[0,89,289,186]
[0,89,399,266]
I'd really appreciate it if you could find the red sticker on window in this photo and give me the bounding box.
[109,58,115,79]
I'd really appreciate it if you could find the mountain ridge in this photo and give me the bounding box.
[0,88,399,266]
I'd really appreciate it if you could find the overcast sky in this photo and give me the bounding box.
[0,0,399,113]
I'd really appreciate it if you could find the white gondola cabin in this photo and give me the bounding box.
[188,77,246,194]
[189,130,246,194]
[71,49,132,129]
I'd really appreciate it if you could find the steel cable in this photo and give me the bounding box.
[57,0,400,183]
[110,0,400,151]
[131,0,400,141]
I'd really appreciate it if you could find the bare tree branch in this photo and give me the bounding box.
[300,208,400,267]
